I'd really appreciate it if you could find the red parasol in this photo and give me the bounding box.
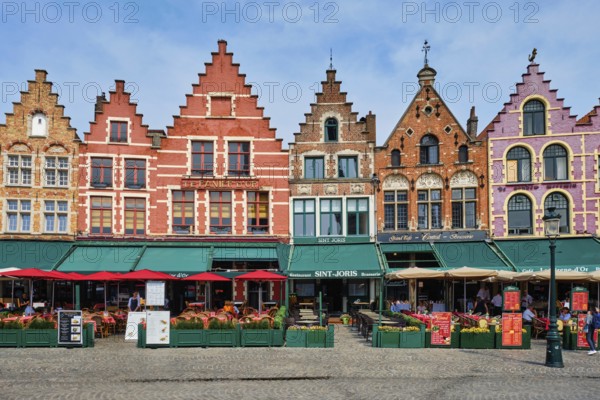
[235,270,287,281]
[183,272,231,282]
[0,268,58,279]
[119,269,178,281]
[74,271,122,281]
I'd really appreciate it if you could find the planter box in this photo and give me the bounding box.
[460,331,495,349]
[22,329,58,348]
[241,329,272,347]
[137,324,146,348]
[0,329,22,347]
[399,328,425,349]
[285,329,307,347]
[377,331,401,348]
[562,326,571,349]
[205,329,239,347]
[84,323,94,348]
[306,330,327,348]
[272,328,284,347]
[325,325,334,348]
[286,326,333,348]
[170,329,207,347]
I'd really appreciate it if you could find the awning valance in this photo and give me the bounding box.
[56,245,144,272]
[433,242,513,271]
[0,240,72,269]
[285,244,383,279]
[135,247,212,277]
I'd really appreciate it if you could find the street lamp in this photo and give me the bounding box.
[371,173,382,324]
[542,206,564,368]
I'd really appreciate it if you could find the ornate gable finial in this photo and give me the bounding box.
[528,48,537,63]
[329,48,333,70]
[422,40,430,66]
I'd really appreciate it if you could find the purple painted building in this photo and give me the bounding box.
[485,62,600,239]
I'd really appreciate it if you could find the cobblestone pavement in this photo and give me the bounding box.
[1,326,598,400]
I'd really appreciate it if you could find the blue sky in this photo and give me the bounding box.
[1,0,599,146]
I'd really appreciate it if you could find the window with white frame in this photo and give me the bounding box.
[6,200,31,232]
[347,198,369,236]
[6,155,32,186]
[320,199,342,236]
[44,157,69,187]
[44,201,68,233]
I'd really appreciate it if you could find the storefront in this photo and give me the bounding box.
[283,243,384,314]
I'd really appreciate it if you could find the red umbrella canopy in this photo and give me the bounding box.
[76,271,122,281]
[183,272,231,282]
[0,268,58,279]
[235,270,287,281]
[119,269,178,281]
[47,270,75,280]
[68,272,88,280]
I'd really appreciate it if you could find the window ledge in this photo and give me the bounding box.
[454,161,474,165]
[108,142,129,145]
[416,163,444,167]
[385,165,405,169]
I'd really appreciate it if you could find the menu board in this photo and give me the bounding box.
[503,290,521,312]
[125,311,147,341]
[501,313,523,347]
[58,310,83,346]
[146,311,170,346]
[571,290,588,312]
[146,280,166,306]
[577,314,588,348]
[431,312,452,346]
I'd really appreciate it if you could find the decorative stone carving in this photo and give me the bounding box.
[10,144,29,152]
[449,170,478,187]
[350,184,364,194]
[416,173,443,188]
[382,174,409,190]
[48,146,66,154]
[324,184,337,195]
[297,184,311,195]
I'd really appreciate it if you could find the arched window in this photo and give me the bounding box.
[523,100,546,136]
[508,194,533,235]
[458,145,468,163]
[506,147,531,183]
[391,149,401,167]
[419,135,439,165]
[544,192,570,233]
[543,144,568,181]
[324,118,338,142]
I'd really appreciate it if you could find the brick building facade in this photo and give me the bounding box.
[0,70,80,240]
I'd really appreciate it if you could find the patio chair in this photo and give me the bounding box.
[532,317,547,339]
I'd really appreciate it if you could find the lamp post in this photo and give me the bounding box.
[542,206,564,368]
[371,173,381,324]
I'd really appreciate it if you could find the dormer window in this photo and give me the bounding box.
[458,145,469,163]
[391,150,401,167]
[325,118,338,142]
[31,112,48,137]
[523,100,545,136]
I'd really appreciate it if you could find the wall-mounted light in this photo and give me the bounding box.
[444,177,449,190]
[410,178,415,191]
[479,174,485,188]
[370,173,380,193]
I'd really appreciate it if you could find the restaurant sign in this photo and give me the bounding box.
[58,310,83,347]
[377,230,487,243]
[288,270,382,279]
[181,177,259,189]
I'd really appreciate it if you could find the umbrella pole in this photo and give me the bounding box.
[11,280,14,307]
[258,282,262,313]
[104,282,107,311]
[463,278,466,313]
[378,278,383,325]
[52,281,55,311]
[30,279,33,308]
[205,282,208,312]
[72,282,75,309]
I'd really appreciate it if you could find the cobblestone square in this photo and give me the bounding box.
[1,326,598,400]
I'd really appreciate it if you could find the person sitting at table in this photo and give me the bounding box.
[522,304,537,325]
[18,292,30,309]
[390,300,401,313]
[473,297,488,315]
[416,301,427,314]
[558,307,571,323]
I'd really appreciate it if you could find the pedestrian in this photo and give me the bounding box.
[585,307,599,355]
[521,290,533,311]
[473,296,488,315]
[491,293,503,316]
[128,291,141,312]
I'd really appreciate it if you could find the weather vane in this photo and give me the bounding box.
[329,48,333,70]
[422,40,430,65]
[528,48,537,63]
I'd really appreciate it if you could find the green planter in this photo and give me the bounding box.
[241,329,272,347]
[341,317,350,325]
[84,323,94,348]
[399,327,425,348]
[563,326,571,349]
[325,325,334,348]
[22,329,58,347]
[460,331,495,349]
[306,329,327,348]
[170,329,207,347]
[205,328,239,347]
[286,327,333,348]
[286,329,307,347]
[0,329,22,347]
[137,324,146,348]
[377,330,401,348]
[272,328,284,347]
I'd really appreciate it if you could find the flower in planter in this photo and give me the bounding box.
[461,327,490,334]
[403,326,420,332]
[379,326,402,332]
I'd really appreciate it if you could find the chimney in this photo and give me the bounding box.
[95,92,106,113]
[365,111,376,140]
[466,106,478,137]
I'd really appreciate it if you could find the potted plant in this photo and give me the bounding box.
[0,320,23,347]
[170,320,206,348]
[340,314,351,325]
[460,327,494,349]
[375,325,401,348]
[205,318,239,347]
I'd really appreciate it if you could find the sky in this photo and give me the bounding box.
[1,0,599,147]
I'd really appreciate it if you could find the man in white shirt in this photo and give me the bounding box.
[521,290,533,311]
[491,293,503,316]
[476,285,490,301]
[522,305,537,324]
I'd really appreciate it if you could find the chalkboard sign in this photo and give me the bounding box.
[58,310,83,346]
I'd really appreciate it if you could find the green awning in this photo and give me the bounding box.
[0,240,73,269]
[495,238,600,272]
[57,245,144,272]
[212,246,278,261]
[433,242,513,271]
[135,247,212,277]
[285,244,383,279]
[380,243,433,253]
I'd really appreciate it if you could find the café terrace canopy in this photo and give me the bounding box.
[56,244,144,273]
[284,244,383,279]
[0,240,72,270]
[433,242,514,271]
[495,238,600,273]
[134,246,212,277]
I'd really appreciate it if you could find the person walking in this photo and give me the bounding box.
[586,307,599,355]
